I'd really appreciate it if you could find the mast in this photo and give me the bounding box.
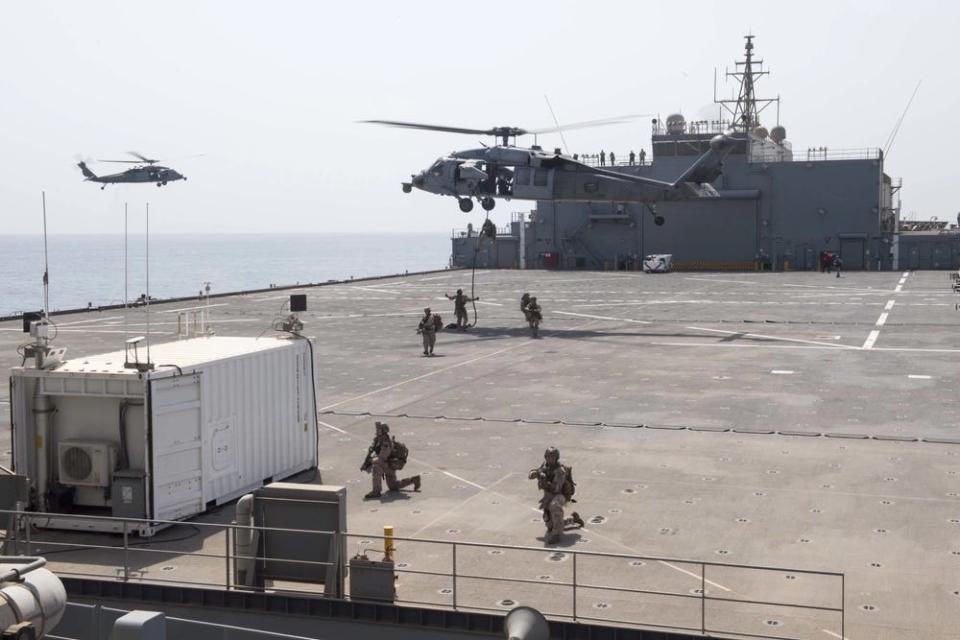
[714,35,779,133]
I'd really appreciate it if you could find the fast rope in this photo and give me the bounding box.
[466,215,497,328]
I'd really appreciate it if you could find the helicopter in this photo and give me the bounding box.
[76,152,190,190]
[363,118,740,225]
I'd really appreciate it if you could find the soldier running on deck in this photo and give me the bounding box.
[521,294,543,338]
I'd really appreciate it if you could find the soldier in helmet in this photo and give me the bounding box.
[362,421,421,499]
[417,307,440,356]
[528,447,583,544]
[445,288,478,331]
[521,295,543,338]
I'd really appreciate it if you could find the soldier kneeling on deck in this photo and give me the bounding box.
[528,447,583,544]
[362,421,421,499]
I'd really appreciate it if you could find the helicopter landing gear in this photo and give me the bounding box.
[481,197,496,211]
[100,185,106,191]
[644,203,665,226]
[156,182,162,187]
[458,198,474,213]
[402,183,412,194]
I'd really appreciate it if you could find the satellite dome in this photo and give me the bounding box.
[753,126,769,140]
[770,125,787,143]
[666,113,686,134]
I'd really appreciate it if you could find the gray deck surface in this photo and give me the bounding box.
[2,269,959,640]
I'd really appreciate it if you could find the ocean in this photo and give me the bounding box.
[0,233,450,316]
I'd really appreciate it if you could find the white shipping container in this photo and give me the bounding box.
[10,336,318,534]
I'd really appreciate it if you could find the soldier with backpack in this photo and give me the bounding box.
[417,307,442,356]
[362,421,421,499]
[528,447,584,544]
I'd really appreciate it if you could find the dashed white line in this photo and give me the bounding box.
[907,374,932,380]
[875,312,889,327]
[884,300,895,311]
[862,330,881,350]
[771,370,795,375]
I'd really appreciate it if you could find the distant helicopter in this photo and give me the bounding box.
[363,118,740,225]
[76,152,191,190]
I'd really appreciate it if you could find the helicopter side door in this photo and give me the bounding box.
[511,165,554,200]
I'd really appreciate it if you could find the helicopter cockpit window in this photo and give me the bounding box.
[429,159,446,177]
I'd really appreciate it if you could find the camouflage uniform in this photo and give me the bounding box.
[364,422,420,499]
[529,447,583,543]
[418,307,437,355]
[523,296,542,338]
[445,289,476,330]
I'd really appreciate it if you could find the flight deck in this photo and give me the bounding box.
[1,269,958,640]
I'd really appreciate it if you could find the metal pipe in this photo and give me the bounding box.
[451,542,457,610]
[0,557,46,582]
[31,386,53,511]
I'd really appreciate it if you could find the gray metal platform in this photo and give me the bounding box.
[2,269,959,639]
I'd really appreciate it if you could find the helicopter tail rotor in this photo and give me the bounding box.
[76,160,97,179]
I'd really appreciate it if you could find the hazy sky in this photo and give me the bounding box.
[2,0,957,234]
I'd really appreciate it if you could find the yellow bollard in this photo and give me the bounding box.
[383,525,395,561]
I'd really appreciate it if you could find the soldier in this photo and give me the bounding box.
[639,148,646,165]
[522,295,543,338]
[362,421,421,499]
[599,150,606,167]
[528,447,583,544]
[417,307,440,356]
[445,289,478,331]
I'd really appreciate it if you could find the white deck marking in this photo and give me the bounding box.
[317,420,350,435]
[555,311,651,324]
[687,326,855,350]
[821,630,849,640]
[318,336,545,411]
[863,273,907,349]
[473,300,503,307]
[685,277,758,285]
[53,315,124,327]
[440,471,486,490]
[350,286,403,295]
[159,303,228,314]
[418,275,455,282]
[907,374,932,380]
[655,342,859,351]
[861,330,881,350]
[771,370,794,375]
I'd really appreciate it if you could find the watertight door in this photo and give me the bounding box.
[149,374,204,521]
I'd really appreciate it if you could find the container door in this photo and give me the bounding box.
[149,374,204,521]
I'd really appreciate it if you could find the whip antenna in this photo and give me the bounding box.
[42,191,50,321]
[544,95,569,154]
[884,80,921,158]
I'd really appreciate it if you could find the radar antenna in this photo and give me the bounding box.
[714,35,780,132]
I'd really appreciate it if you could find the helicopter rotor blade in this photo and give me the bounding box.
[127,151,159,164]
[360,120,495,136]
[97,159,142,163]
[526,113,653,135]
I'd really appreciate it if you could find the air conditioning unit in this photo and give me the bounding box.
[58,440,117,488]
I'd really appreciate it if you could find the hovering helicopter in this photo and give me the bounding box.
[363,118,740,225]
[76,152,190,190]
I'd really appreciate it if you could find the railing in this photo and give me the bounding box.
[802,147,882,161]
[5,509,844,639]
[573,154,650,168]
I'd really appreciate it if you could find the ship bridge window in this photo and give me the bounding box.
[534,169,549,186]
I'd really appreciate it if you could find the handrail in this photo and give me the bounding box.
[5,508,844,638]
